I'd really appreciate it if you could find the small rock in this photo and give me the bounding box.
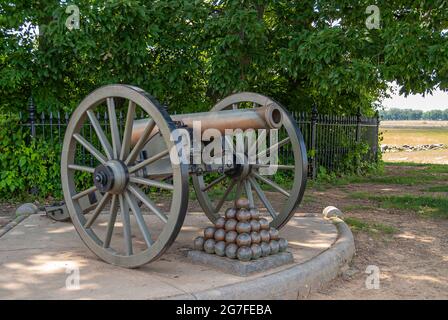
[342,267,359,280]
[15,203,39,216]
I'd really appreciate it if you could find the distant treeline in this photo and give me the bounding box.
[381,108,448,120]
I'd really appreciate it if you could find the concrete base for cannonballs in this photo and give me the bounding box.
[0,212,354,300]
[188,251,294,277]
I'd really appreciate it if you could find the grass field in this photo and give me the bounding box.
[380,120,448,164]
[381,127,448,145]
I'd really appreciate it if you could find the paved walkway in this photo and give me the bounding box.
[0,213,340,299]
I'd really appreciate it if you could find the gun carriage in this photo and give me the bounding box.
[61,85,307,267]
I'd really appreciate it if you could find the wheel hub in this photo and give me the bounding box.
[225,153,251,179]
[93,160,129,194]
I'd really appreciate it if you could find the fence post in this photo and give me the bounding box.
[355,107,361,144]
[310,104,318,179]
[28,96,38,195]
[28,96,36,140]
[355,107,362,174]
[375,110,380,161]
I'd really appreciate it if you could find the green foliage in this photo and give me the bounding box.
[0,113,89,200]
[1,1,447,114]
[344,217,397,235]
[425,185,448,192]
[1,1,446,199]
[381,108,448,120]
[315,140,383,184]
[349,192,448,219]
[0,114,61,199]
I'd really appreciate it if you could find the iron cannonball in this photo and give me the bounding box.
[193,236,205,251]
[225,230,238,244]
[214,241,226,256]
[215,217,226,229]
[249,208,260,220]
[225,243,238,259]
[250,231,261,244]
[270,240,280,254]
[237,246,252,262]
[204,227,216,240]
[236,209,251,222]
[278,238,288,252]
[250,219,261,232]
[259,229,271,242]
[214,228,226,242]
[251,244,262,260]
[260,242,271,257]
[259,218,270,230]
[204,239,216,254]
[236,233,252,247]
[235,198,250,209]
[225,219,238,232]
[236,221,251,234]
[269,227,279,240]
[225,208,237,220]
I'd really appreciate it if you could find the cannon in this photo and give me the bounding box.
[61,85,307,267]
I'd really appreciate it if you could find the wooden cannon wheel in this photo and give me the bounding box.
[192,92,308,229]
[61,85,189,268]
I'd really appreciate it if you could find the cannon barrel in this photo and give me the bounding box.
[131,105,283,145]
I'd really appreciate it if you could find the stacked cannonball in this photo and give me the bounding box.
[193,198,288,262]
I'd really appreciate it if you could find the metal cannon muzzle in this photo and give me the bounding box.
[131,104,283,145]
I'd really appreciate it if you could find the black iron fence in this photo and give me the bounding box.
[18,99,380,179]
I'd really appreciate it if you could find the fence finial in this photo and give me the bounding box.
[311,104,318,121]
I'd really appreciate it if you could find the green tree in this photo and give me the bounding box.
[1,1,447,115]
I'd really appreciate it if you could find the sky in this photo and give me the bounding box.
[381,82,448,111]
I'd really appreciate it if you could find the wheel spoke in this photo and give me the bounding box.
[234,180,244,200]
[249,176,277,218]
[86,110,113,160]
[107,98,122,159]
[252,164,295,170]
[257,137,291,159]
[129,176,174,191]
[252,171,291,197]
[202,174,227,192]
[103,194,118,248]
[84,193,111,228]
[128,183,168,223]
[72,186,97,201]
[120,101,136,161]
[119,194,133,255]
[68,164,95,173]
[214,179,237,213]
[244,179,255,208]
[73,133,107,164]
[128,149,169,174]
[125,191,154,248]
[125,119,156,165]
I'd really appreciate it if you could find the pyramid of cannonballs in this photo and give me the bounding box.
[193,198,288,262]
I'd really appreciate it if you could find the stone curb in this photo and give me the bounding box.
[166,218,355,300]
[0,214,31,239]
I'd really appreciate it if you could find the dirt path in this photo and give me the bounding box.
[303,165,448,299]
